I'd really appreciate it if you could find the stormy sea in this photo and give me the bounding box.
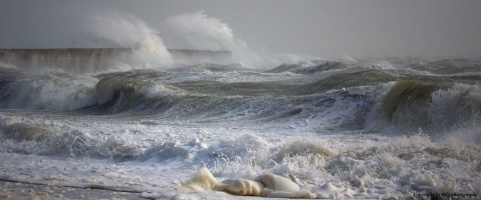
[0,45,480,199]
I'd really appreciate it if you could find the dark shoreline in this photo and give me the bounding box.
[0,180,148,200]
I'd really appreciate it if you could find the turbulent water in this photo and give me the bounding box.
[1,57,480,199]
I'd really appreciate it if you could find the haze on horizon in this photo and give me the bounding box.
[1,0,481,59]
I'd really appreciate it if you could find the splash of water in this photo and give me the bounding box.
[87,11,173,69]
[164,11,270,68]
[164,11,234,51]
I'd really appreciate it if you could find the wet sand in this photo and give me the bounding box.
[0,180,148,200]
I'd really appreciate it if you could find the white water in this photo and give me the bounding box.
[1,109,479,199]
[1,60,480,199]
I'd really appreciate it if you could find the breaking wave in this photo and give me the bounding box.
[1,57,480,136]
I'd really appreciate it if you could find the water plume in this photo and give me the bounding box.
[87,11,173,69]
[164,11,266,68]
[164,11,234,51]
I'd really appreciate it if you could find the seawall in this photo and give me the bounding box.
[0,48,232,72]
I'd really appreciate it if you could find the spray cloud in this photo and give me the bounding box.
[163,11,270,68]
[87,11,173,69]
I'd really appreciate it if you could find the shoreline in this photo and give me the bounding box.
[0,180,148,200]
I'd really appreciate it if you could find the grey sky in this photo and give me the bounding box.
[1,0,481,58]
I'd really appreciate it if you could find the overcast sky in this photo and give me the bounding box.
[1,0,481,58]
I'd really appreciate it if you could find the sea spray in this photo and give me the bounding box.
[87,11,173,68]
[0,9,174,73]
[164,11,269,68]
[163,10,322,68]
[164,11,234,52]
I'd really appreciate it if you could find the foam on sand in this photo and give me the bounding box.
[186,167,318,198]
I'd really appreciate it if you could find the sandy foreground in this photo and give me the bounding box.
[0,180,150,200]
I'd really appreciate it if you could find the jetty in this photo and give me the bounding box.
[0,48,232,72]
